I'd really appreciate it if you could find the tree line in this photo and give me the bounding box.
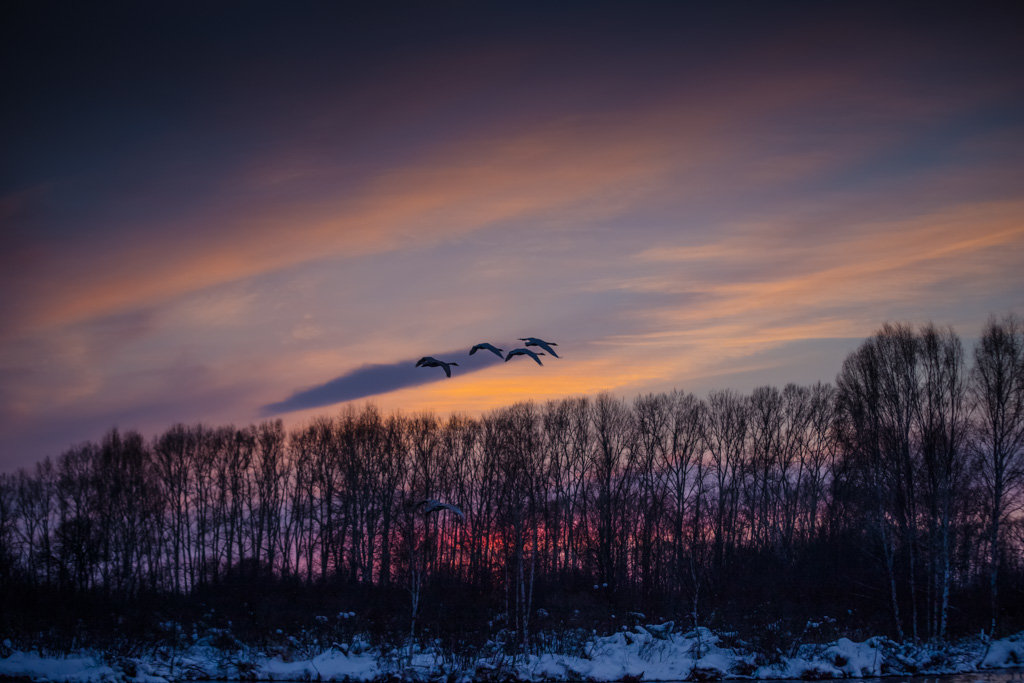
[1,315,1022,645]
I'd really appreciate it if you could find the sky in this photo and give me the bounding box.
[2,1,1023,471]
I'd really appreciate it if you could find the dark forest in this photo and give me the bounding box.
[2,316,1022,653]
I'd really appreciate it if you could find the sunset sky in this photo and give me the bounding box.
[2,2,1023,470]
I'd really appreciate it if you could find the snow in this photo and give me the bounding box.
[982,633,1024,668]
[258,648,380,681]
[0,651,120,682]
[2,627,1023,682]
[753,637,885,680]
[824,637,881,677]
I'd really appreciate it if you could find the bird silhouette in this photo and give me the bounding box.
[414,357,459,377]
[505,348,545,366]
[412,499,465,520]
[469,342,504,359]
[519,337,560,358]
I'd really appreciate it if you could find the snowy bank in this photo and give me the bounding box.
[0,652,120,683]
[2,628,1023,682]
[513,628,1021,681]
[982,633,1024,669]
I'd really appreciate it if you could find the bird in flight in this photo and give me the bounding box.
[469,342,504,359]
[412,498,465,520]
[505,348,546,366]
[415,356,459,377]
[519,337,560,358]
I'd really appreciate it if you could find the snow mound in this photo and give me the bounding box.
[0,652,121,683]
[982,633,1024,668]
[823,637,883,677]
[517,627,749,682]
[755,637,885,679]
[258,648,381,681]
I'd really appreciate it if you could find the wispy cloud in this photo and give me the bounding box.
[262,349,504,415]
[9,30,994,336]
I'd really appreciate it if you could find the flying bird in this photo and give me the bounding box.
[469,342,504,359]
[414,356,459,377]
[505,348,545,366]
[519,337,560,358]
[412,498,465,521]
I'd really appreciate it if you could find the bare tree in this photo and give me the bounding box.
[705,390,747,575]
[972,314,1024,637]
[634,392,672,597]
[663,391,705,613]
[802,383,836,541]
[837,338,905,641]
[0,473,17,585]
[917,324,970,639]
[589,393,636,592]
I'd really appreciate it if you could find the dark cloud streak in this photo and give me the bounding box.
[262,350,502,415]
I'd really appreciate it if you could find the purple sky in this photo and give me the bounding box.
[2,2,1023,471]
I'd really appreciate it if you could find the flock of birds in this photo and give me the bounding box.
[415,337,560,378]
[410,338,560,520]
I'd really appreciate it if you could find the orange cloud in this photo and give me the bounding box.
[593,198,1024,374]
[339,354,673,417]
[679,199,1022,321]
[12,121,676,335]
[12,36,980,339]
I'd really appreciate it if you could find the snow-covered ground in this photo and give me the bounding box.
[1,628,1022,683]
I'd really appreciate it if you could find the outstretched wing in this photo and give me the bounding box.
[430,501,464,519]
[442,363,452,378]
[416,499,465,520]
[471,343,504,359]
[532,341,560,358]
[506,348,544,365]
